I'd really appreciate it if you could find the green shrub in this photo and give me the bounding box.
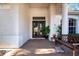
[41,26,50,37]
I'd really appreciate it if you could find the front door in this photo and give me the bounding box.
[32,17,45,38]
[32,21,45,38]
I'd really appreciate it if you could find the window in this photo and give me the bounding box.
[33,17,45,21]
[68,3,79,11]
[69,18,76,34]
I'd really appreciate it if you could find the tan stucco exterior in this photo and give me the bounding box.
[0,3,63,48]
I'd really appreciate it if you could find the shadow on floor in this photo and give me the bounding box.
[3,39,79,56]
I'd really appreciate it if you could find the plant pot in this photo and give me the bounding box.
[43,35,49,39]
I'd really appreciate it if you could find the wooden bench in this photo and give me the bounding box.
[55,35,79,56]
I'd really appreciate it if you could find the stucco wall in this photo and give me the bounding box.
[0,4,30,48]
[29,6,50,38]
[0,3,64,48]
[19,4,30,47]
[0,4,19,48]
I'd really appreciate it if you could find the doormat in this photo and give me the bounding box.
[55,47,64,53]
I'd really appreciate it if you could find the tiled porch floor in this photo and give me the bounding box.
[4,39,79,56]
[20,39,79,56]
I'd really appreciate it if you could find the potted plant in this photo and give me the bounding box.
[41,26,50,39]
[56,25,62,35]
[56,25,62,40]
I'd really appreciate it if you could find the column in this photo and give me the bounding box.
[62,3,69,35]
[49,4,57,41]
